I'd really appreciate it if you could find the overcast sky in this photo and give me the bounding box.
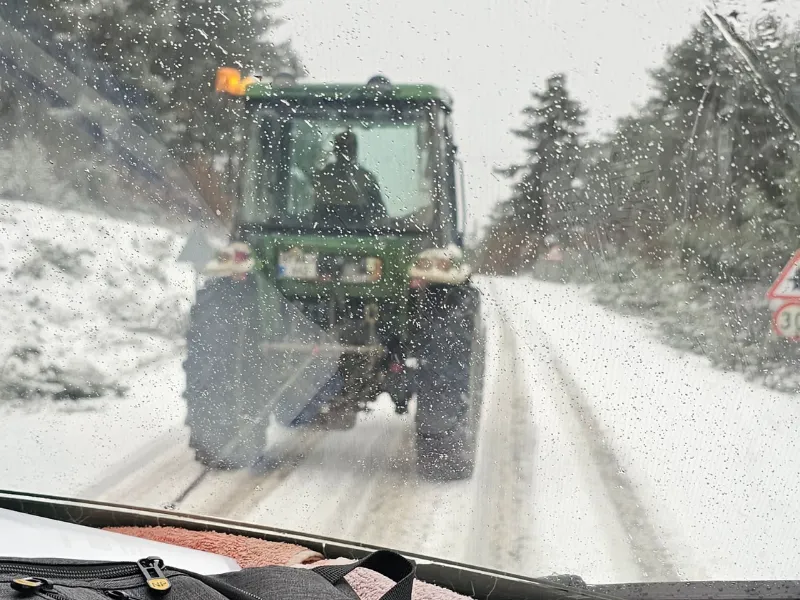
[278,0,713,234]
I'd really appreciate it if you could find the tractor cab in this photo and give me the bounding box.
[218,72,464,247]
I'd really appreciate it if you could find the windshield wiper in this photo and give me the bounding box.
[703,8,800,138]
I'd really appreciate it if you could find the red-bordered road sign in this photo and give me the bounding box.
[766,249,800,301]
[772,301,800,341]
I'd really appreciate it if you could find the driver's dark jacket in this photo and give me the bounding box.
[312,161,387,221]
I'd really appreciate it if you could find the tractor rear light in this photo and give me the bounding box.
[409,246,471,286]
[218,246,251,265]
[230,248,250,280]
[202,242,255,278]
[413,257,430,272]
[413,257,452,272]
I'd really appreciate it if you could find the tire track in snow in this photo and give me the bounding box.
[494,280,679,581]
[84,430,203,508]
[236,401,423,547]
[342,423,420,546]
[467,306,537,573]
[174,428,326,519]
[198,429,327,520]
[547,353,679,581]
[81,430,178,500]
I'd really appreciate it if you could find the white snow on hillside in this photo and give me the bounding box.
[0,199,194,401]
[0,199,195,497]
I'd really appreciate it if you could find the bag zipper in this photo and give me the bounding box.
[10,578,138,600]
[0,563,139,580]
[9,578,69,600]
[2,558,265,600]
[1,558,171,594]
[36,588,70,600]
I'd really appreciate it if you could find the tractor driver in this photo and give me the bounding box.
[312,131,387,223]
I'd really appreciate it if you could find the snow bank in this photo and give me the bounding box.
[492,277,800,581]
[531,247,800,395]
[0,198,196,496]
[0,199,194,401]
[0,359,189,498]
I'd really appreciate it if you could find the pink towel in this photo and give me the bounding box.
[296,558,469,600]
[106,526,472,600]
[104,526,323,567]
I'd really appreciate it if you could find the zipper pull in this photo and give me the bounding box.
[11,577,52,593]
[137,557,170,594]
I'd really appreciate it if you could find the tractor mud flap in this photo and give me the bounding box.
[287,370,345,427]
[267,345,343,427]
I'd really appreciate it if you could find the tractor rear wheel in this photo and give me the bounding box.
[415,285,485,481]
[183,276,267,470]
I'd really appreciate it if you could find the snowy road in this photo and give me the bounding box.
[78,281,647,583]
[4,271,800,583]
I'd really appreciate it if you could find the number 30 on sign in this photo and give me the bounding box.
[773,302,800,340]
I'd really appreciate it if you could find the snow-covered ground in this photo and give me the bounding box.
[0,199,194,401]
[2,199,800,584]
[0,199,194,495]
[491,277,800,581]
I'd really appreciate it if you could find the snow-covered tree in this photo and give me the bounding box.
[497,73,586,237]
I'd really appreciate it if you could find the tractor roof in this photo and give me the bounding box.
[243,81,454,110]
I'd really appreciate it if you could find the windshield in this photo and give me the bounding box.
[242,107,439,232]
[6,0,800,590]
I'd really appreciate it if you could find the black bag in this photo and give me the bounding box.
[0,550,415,600]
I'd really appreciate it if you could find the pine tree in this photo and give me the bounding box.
[82,0,177,126]
[643,17,794,216]
[497,73,586,237]
[171,0,300,161]
[0,0,300,220]
[5,0,300,160]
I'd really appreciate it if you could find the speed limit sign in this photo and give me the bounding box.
[772,302,800,340]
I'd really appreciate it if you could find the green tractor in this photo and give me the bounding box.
[183,71,485,481]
